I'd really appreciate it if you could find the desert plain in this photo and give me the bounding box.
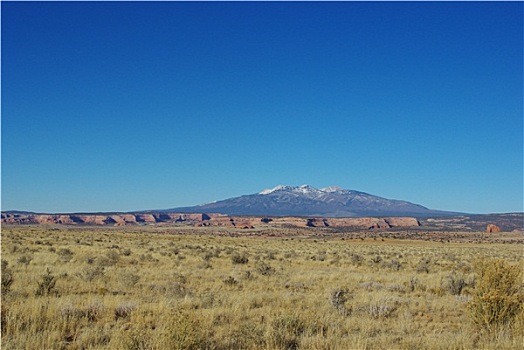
[1,223,523,350]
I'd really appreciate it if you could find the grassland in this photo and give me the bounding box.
[1,225,523,349]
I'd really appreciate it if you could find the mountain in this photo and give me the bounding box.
[164,185,461,217]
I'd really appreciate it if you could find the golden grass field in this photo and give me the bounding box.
[1,225,523,349]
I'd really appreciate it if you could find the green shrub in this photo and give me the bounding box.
[468,259,523,332]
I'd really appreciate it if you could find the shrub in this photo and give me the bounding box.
[106,250,120,265]
[121,248,132,256]
[386,283,406,293]
[61,302,104,322]
[201,252,213,262]
[223,276,239,286]
[350,254,364,266]
[384,259,401,271]
[231,253,249,264]
[57,248,74,263]
[406,276,420,292]
[242,270,255,280]
[370,255,382,264]
[360,281,383,291]
[467,259,523,332]
[197,260,212,269]
[163,311,210,350]
[415,257,431,273]
[114,302,136,320]
[226,322,265,349]
[118,271,140,288]
[256,261,275,276]
[17,254,33,268]
[165,282,189,298]
[368,297,398,319]
[443,272,467,295]
[119,327,152,350]
[77,266,105,282]
[330,288,351,315]
[265,250,277,260]
[1,261,14,294]
[35,268,57,296]
[271,314,305,350]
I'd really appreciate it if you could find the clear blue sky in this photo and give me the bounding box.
[2,1,522,214]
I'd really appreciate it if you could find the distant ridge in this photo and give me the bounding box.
[163,184,462,217]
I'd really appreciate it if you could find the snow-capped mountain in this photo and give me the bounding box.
[164,185,459,217]
[259,184,324,196]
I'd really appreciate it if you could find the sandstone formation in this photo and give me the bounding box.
[1,212,421,230]
[486,224,502,233]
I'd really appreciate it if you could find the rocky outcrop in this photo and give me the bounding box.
[135,214,156,223]
[1,212,421,229]
[385,217,421,227]
[196,216,421,230]
[486,224,502,233]
[300,217,420,229]
[328,218,383,228]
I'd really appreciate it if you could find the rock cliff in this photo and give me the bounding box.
[1,212,420,230]
[486,224,502,233]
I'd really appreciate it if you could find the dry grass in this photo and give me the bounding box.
[1,225,523,349]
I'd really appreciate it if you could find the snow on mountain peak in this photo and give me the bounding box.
[296,184,318,194]
[259,185,287,195]
[259,184,315,195]
[259,184,345,195]
[321,186,344,193]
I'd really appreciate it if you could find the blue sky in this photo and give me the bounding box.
[2,1,522,214]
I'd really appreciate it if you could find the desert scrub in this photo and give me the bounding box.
[57,248,74,263]
[330,287,351,315]
[231,252,249,264]
[76,265,105,282]
[350,253,364,266]
[35,268,57,296]
[60,301,104,322]
[1,260,14,294]
[256,261,275,276]
[442,272,467,295]
[2,226,523,350]
[17,254,33,269]
[367,296,398,319]
[223,276,239,286]
[114,302,136,320]
[117,270,141,288]
[161,311,211,349]
[468,259,524,332]
[415,257,432,273]
[270,313,306,350]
